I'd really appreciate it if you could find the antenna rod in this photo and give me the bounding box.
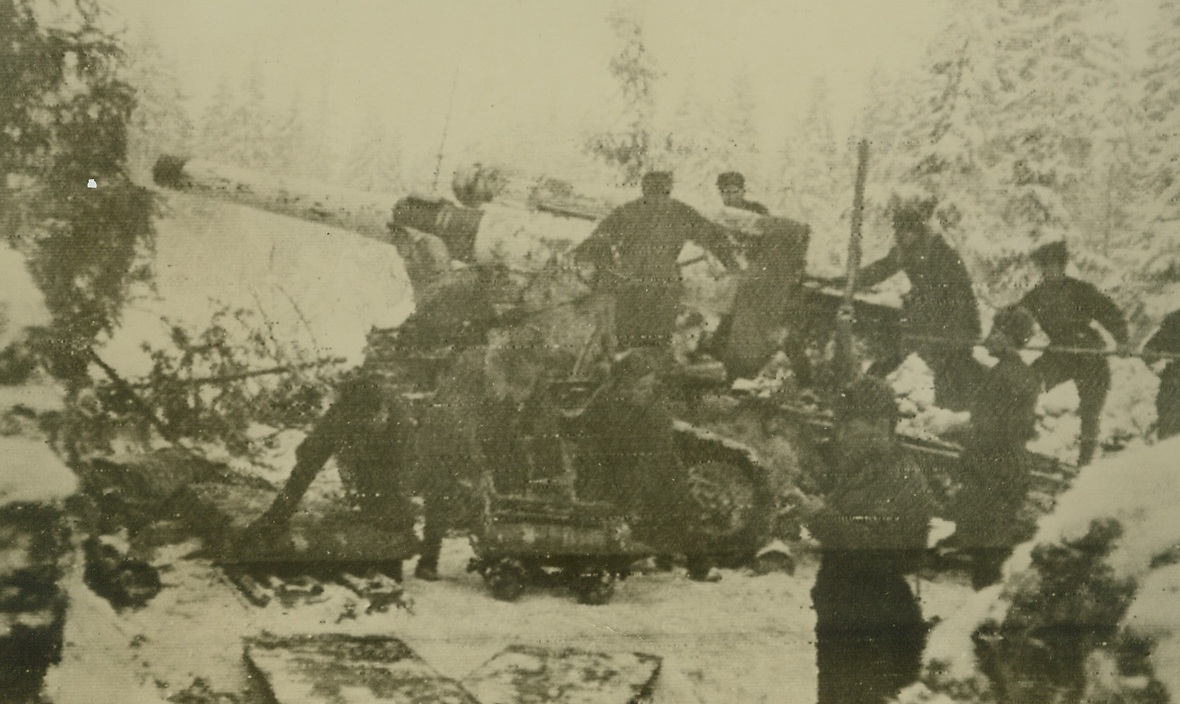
[432,66,461,193]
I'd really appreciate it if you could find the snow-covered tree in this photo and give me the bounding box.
[1,0,155,381]
[196,75,237,164]
[874,0,1138,304]
[584,6,663,187]
[1139,0,1180,280]
[231,61,276,171]
[269,92,307,175]
[775,77,849,264]
[196,63,280,172]
[342,107,404,194]
[990,0,1135,275]
[122,19,193,182]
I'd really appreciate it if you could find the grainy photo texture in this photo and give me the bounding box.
[2,1,1178,702]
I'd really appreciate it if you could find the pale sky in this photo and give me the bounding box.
[96,0,1157,183]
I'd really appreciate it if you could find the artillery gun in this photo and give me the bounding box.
[152,157,1073,601]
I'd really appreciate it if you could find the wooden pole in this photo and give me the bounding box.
[835,140,871,387]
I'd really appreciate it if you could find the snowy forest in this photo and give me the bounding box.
[7,0,1180,703]
[122,0,1180,334]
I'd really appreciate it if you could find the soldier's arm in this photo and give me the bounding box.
[421,233,453,277]
[1084,283,1129,344]
[1143,312,1180,364]
[1017,287,1045,329]
[687,210,741,270]
[572,209,625,270]
[854,247,902,289]
[1145,312,1180,353]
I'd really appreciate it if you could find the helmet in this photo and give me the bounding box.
[990,305,1036,347]
[717,172,745,190]
[641,171,673,197]
[1030,240,1068,268]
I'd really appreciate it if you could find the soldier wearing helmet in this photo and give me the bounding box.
[808,375,936,704]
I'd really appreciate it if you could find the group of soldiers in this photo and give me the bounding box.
[244,164,1179,702]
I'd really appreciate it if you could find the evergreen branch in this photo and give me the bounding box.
[127,357,345,389]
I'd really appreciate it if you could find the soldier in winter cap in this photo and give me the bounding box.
[954,304,1041,588]
[1029,240,1069,268]
[1019,239,1129,465]
[830,191,982,411]
[716,171,769,215]
[809,374,936,703]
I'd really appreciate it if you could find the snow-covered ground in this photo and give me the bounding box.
[35,192,981,703]
[46,537,822,704]
[903,436,1180,703]
[99,191,415,377]
[32,188,1176,703]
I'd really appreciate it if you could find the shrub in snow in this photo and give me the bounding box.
[901,438,1180,704]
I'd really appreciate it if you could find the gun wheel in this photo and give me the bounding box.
[573,570,616,605]
[484,558,527,602]
[686,460,758,539]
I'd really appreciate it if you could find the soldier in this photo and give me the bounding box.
[716,171,769,215]
[954,306,1040,589]
[1019,241,1130,465]
[575,171,740,351]
[573,171,739,581]
[833,195,982,411]
[1142,308,1180,440]
[248,373,417,579]
[808,376,936,704]
[249,263,525,582]
[386,197,454,291]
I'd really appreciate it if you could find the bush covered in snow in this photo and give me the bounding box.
[900,437,1180,704]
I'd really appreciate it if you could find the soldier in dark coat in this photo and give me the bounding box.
[573,172,739,581]
[808,376,937,704]
[574,171,739,350]
[249,264,524,582]
[1143,309,1180,441]
[954,306,1040,589]
[716,171,769,215]
[1019,241,1129,466]
[249,372,418,579]
[838,196,983,411]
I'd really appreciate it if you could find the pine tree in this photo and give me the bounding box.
[197,75,237,164]
[660,81,730,194]
[724,68,760,173]
[123,19,193,182]
[270,92,307,175]
[775,77,847,264]
[882,0,1137,302]
[989,0,1135,277]
[343,107,404,194]
[1139,0,1180,279]
[584,6,662,187]
[1,0,155,381]
[232,61,275,170]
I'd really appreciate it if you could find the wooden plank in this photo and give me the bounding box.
[174,482,419,564]
[245,634,478,704]
[460,645,661,704]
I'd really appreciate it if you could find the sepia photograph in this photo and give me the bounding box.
[2,0,1179,702]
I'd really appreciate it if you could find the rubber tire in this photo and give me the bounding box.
[685,460,758,539]
[574,570,616,606]
[484,558,527,602]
